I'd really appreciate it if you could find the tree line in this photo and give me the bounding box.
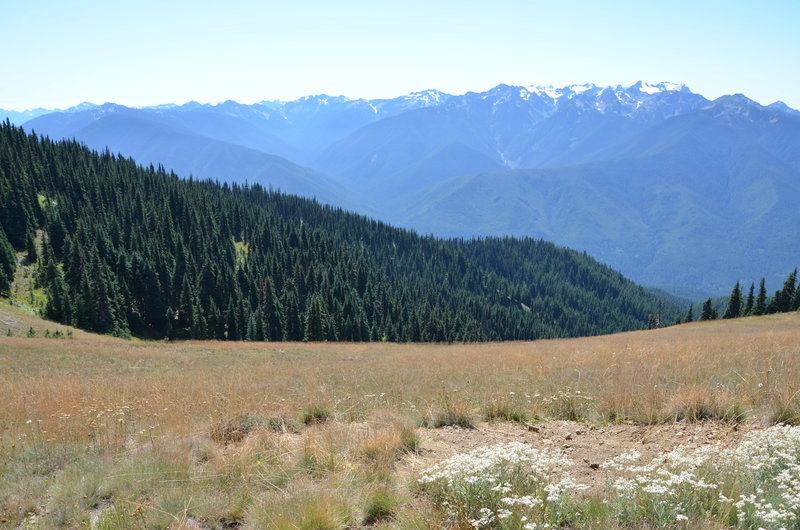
[682,270,800,323]
[0,121,676,342]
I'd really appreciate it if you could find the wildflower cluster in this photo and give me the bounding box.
[603,425,800,529]
[603,445,720,526]
[723,424,800,528]
[418,442,587,528]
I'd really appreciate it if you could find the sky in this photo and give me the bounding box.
[2,0,800,110]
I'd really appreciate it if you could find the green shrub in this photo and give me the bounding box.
[301,405,332,425]
[363,487,399,525]
[210,413,264,444]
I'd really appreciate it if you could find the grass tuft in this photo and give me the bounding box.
[210,413,264,444]
[482,396,529,423]
[363,487,399,525]
[425,395,475,428]
[301,404,332,425]
[669,387,747,423]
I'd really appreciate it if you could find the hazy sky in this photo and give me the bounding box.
[2,0,799,110]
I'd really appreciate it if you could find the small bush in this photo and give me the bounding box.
[483,397,529,423]
[301,405,332,425]
[210,413,264,444]
[267,415,301,433]
[247,491,351,529]
[399,424,421,454]
[425,396,475,429]
[772,403,800,426]
[362,423,420,467]
[363,487,399,525]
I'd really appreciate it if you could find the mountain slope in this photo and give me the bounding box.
[398,97,800,293]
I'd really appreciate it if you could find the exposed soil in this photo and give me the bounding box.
[402,420,757,491]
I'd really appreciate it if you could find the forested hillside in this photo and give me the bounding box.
[0,122,676,341]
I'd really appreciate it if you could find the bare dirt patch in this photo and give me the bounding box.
[403,420,756,491]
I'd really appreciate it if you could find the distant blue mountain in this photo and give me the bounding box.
[0,102,98,125]
[23,104,356,209]
[392,94,800,293]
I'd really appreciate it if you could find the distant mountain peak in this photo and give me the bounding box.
[65,101,98,112]
[521,83,598,100]
[402,89,448,106]
[705,93,762,113]
[768,100,800,115]
[508,82,691,113]
[297,94,352,106]
[628,81,687,94]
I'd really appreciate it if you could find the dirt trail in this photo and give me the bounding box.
[402,420,754,490]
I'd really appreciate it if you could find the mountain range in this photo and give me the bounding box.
[6,81,799,295]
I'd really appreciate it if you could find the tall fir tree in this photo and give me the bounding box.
[776,269,797,313]
[700,298,717,321]
[0,227,15,294]
[744,282,755,316]
[303,293,326,342]
[753,278,767,316]
[25,230,37,263]
[281,284,303,341]
[723,281,742,319]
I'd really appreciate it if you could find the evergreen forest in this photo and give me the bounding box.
[0,122,677,342]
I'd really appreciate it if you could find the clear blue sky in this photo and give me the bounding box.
[2,0,799,110]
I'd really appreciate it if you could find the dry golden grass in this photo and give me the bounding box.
[1,305,799,527]
[3,309,798,440]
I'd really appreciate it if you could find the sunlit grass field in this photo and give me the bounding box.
[2,302,799,528]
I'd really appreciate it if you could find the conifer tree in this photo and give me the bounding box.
[777,269,797,313]
[0,227,15,294]
[225,300,240,341]
[753,278,767,316]
[685,304,693,323]
[259,278,283,341]
[744,282,755,316]
[44,255,74,324]
[723,281,742,319]
[281,285,303,341]
[700,298,717,321]
[25,230,37,263]
[303,293,326,342]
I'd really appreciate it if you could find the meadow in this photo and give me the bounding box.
[2,301,800,529]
